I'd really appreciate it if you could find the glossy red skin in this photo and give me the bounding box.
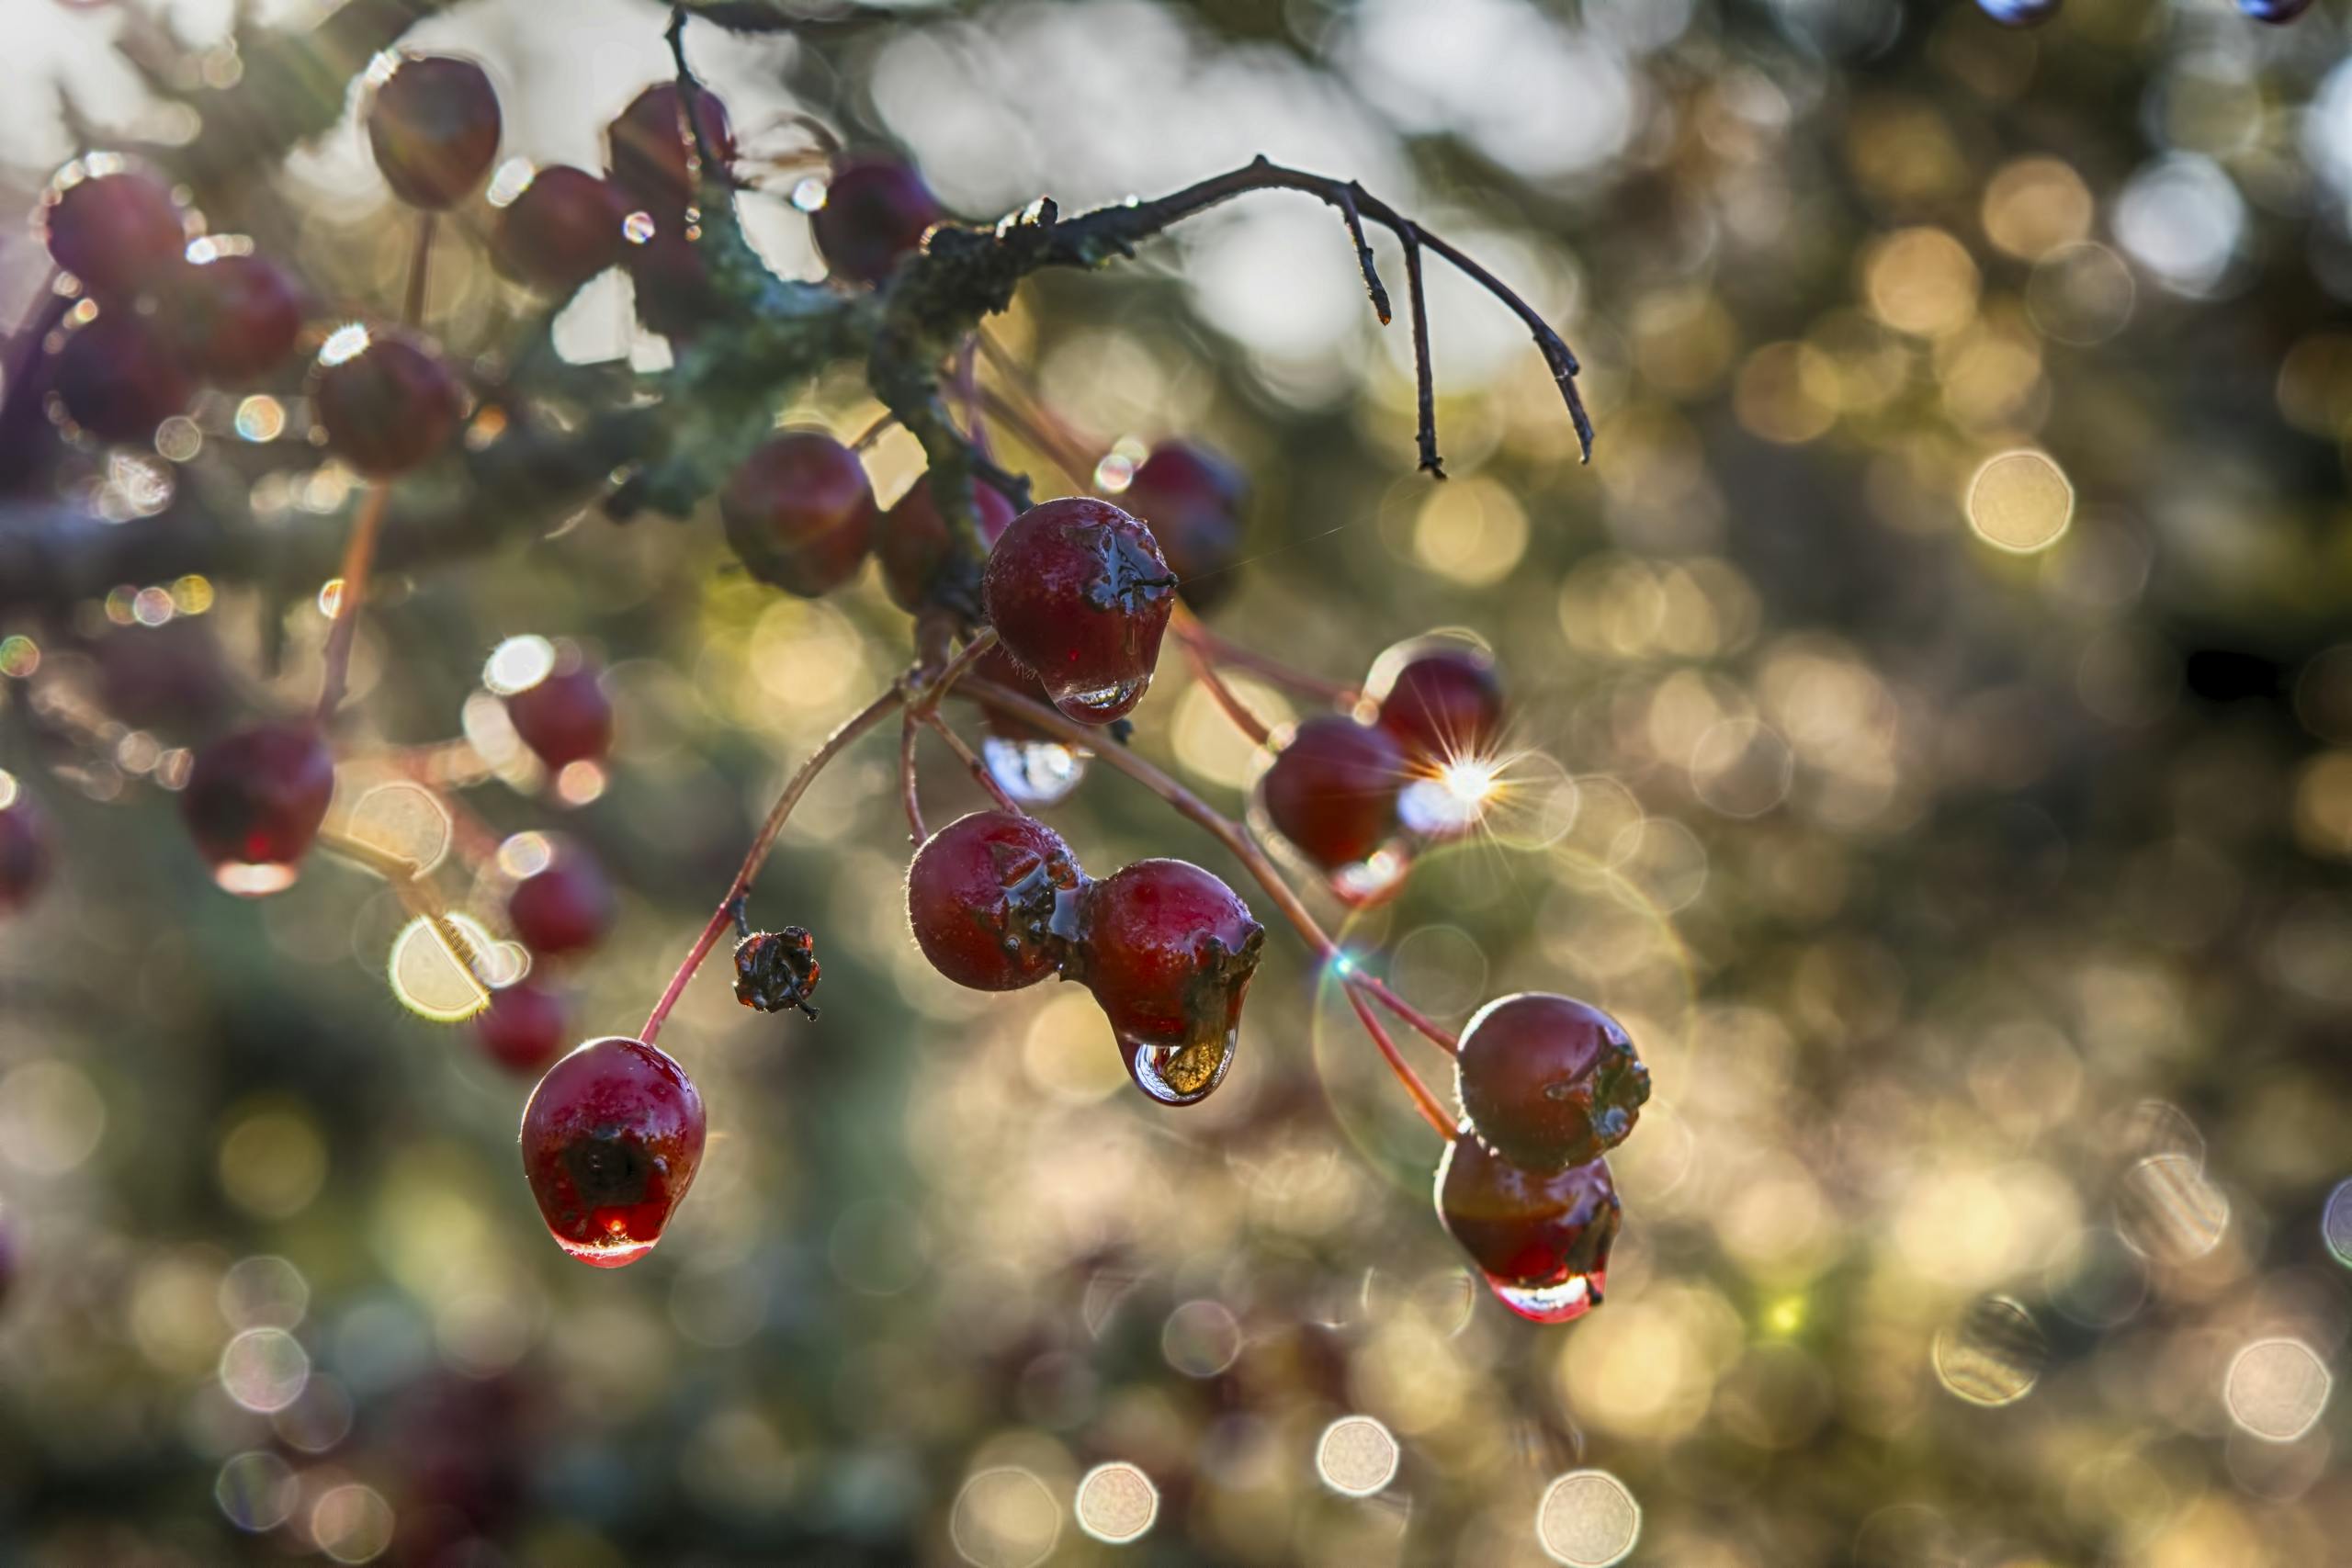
[53,312,192,443]
[476,983,567,1075]
[175,254,304,382]
[0,796,53,915]
[493,166,628,292]
[1260,715,1405,872]
[507,843,615,957]
[1121,441,1248,610]
[878,474,1017,612]
[504,667,613,770]
[811,155,944,286]
[1373,646,1505,768]
[906,810,1085,991]
[1080,859,1263,1077]
[606,83,736,217]
[180,725,334,875]
[720,431,876,597]
[1436,1134,1620,1290]
[981,498,1177,725]
[312,331,462,476]
[366,55,503,210]
[519,1036,706,1267]
[41,167,185,300]
[1455,993,1650,1172]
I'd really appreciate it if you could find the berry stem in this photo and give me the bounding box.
[898,711,927,843]
[975,327,1104,479]
[315,827,493,1010]
[1344,981,1454,1137]
[640,684,905,1046]
[1176,617,1272,748]
[404,210,437,326]
[972,385,1097,491]
[922,711,1024,817]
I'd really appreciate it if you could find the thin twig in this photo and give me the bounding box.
[1346,982,1453,1138]
[1399,222,1442,478]
[316,828,492,1012]
[899,711,927,842]
[403,210,436,325]
[1338,183,1393,325]
[1182,624,1358,706]
[1175,616,1272,748]
[312,482,392,724]
[922,711,1023,816]
[850,406,899,450]
[972,385,1096,490]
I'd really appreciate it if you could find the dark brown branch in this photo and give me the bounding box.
[1337,184,1393,326]
[1400,223,1443,477]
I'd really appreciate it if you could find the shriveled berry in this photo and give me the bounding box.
[520,1036,706,1268]
[507,839,614,957]
[878,474,1017,613]
[1455,993,1649,1173]
[1120,441,1248,610]
[174,253,304,383]
[312,326,462,476]
[1258,715,1405,874]
[366,54,503,210]
[181,724,335,896]
[0,787,53,915]
[51,311,192,444]
[492,165,628,292]
[1079,859,1263,1106]
[810,154,944,286]
[606,83,735,217]
[476,983,567,1075]
[906,810,1085,991]
[622,218,720,339]
[733,926,821,1018]
[1436,1134,1618,1324]
[720,431,876,597]
[981,498,1177,725]
[503,666,612,771]
[40,162,186,300]
[1369,640,1505,769]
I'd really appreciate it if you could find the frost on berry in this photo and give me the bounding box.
[1435,1132,1619,1325]
[734,925,821,1019]
[519,1036,707,1268]
[1076,859,1264,1107]
[1454,993,1649,1172]
[981,498,1177,725]
[906,811,1085,992]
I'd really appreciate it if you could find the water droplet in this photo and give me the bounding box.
[1124,1028,1236,1106]
[622,209,657,244]
[1052,678,1145,724]
[982,735,1090,807]
[1486,1268,1603,1325]
[213,860,300,897]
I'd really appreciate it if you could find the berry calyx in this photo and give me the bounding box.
[365,54,503,210]
[1454,993,1649,1173]
[503,665,613,772]
[51,311,193,444]
[174,252,305,383]
[40,160,187,301]
[180,724,335,896]
[1257,715,1406,875]
[519,1036,706,1268]
[981,498,1177,725]
[1077,859,1263,1106]
[0,784,53,916]
[311,325,463,477]
[1119,441,1249,610]
[906,811,1086,991]
[878,474,1017,613]
[506,839,615,957]
[606,83,735,218]
[475,982,567,1075]
[809,154,944,286]
[1435,1134,1619,1325]
[492,165,628,293]
[1367,639,1505,770]
[733,925,821,1018]
[719,431,876,597]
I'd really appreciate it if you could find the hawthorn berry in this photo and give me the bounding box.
[0,786,53,915]
[1974,0,2059,22]
[174,253,305,383]
[519,1035,706,1268]
[719,431,876,597]
[475,982,567,1075]
[1119,441,1249,610]
[180,724,335,896]
[365,54,503,210]
[623,217,721,339]
[1435,1133,1619,1325]
[878,474,1017,613]
[503,665,613,772]
[810,154,944,286]
[606,83,735,217]
[311,325,463,477]
[40,161,187,301]
[492,165,628,293]
[906,811,1086,991]
[1454,993,1649,1173]
[506,839,615,957]
[1367,639,1505,770]
[1257,715,1406,876]
[1078,859,1264,1106]
[981,498,1177,725]
[51,311,193,444]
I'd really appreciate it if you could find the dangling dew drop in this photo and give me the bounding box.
[1486,1268,1604,1325]
[982,735,1090,807]
[212,860,300,897]
[1053,677,1145,724]
[1123,1028,1237,1107]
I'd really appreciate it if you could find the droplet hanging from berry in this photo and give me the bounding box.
[1435,1133,1619,1325]
[1076,859,1263,1106]
[981,498,1177,725]
[519,1036,706,1268]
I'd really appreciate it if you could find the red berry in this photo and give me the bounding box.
[0,787,53,915]
[180,724,335,896]
[719,431,876,597]
[1369,641,1505,769]
[519,1035,706,1268]
[312,326,463,476]
[1257,715,1405,874]
[1435,1134,1618,1325]
[174,253,304,383]
[622,217,721,339]
[51,310,193,444]
[606,83,735,218]
[1454,994,1649,1173]
[1120,441,1248,610]
[981,498,1177,725]
[878,474,1018,613]
[40,162,187,300]
[492,165,628,292]
[810,154,944,286]
[1078,859,1263,1106]
[906,810,1086,991]
[365,54,503,210]
[476,983,566,1075]
[503,666,612,771]
[506,840,614,957]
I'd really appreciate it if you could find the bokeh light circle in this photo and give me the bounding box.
[1536,1469,1641,1566]
[1316,1415,1400,1496]
[1931,1296,2047,1407]
[2224,1339,2333,1442]
[950,1467,1060,1568]
[1074,1461,1159,1543]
